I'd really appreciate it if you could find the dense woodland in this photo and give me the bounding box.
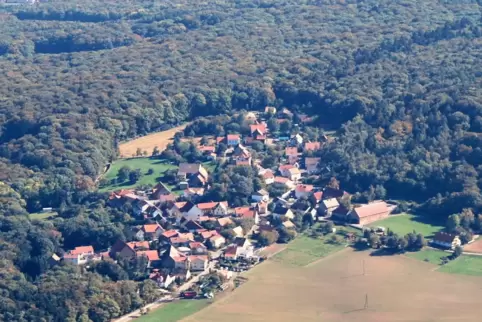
[1,0,482,320]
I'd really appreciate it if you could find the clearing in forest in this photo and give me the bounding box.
[368,213,443,238]
[99,157,177,192]
[183,249,482,322]
[118,124,188,158]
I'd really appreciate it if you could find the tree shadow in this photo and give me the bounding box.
[408,213,444,238]
[369,248,400,257]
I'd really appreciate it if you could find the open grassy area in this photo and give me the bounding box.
[438,255,482,276]
[136,299,210,322]
[406,248,447,265]
[368,213,443,238]
[100,157,177,192]
[29,212,58,221]
[272,235,345,266]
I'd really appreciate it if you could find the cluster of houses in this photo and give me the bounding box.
[61,109,429,288]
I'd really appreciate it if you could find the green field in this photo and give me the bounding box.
[406,248,447,265]
[100,158,216,193]
[369,213,443,238]
[29,212,58,221]
[99,157,177,192]
[272,235,345,266]
[438,255,482,276]
[136,299,210,322]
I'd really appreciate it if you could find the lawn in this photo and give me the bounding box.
[136,299,210,322]
[29,212,58,221]
[369,213,443,238]
[438,255,482,276]
[99,157,177,192]
[272,235,345,266]
[406,248,447,265]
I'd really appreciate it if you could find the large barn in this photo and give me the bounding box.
[348,201,391,225]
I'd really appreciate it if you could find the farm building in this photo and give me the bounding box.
[348,201,391,225]
[432,232,461,250]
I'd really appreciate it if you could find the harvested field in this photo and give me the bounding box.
[183,249,482,322]
[463,237,482,254]
[119,124,188,158]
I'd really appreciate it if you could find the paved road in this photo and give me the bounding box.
[114,263,215,322]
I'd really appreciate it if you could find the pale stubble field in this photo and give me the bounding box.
[183,249,482,322]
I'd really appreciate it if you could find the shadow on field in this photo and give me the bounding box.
[369,249,400,257]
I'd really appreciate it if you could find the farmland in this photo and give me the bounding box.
[272,235,346,266]
[438,255,482,276]
[100,157,177,192]
[405,248,447,265]
[462,237,482,254]
[118,124,188,158]
[368,213,443,238]
[136,299,210,322]
[183,249,482,322]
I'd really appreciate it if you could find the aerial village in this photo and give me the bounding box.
[59,107,460,298]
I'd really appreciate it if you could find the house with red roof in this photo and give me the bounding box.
[142,223,165,240]
[137,250,161,268]
[69,246,94,256]
[304,141,322,152]
[234,207,259,225]
[250,123,267,136]
[196,201,229,217]
[200,230,219,241]
[63,246,101,266]
[273,176,296,189]
[285,147,299,164]
[310,191,323,205]
[260,169,275,184]
[295,184,314,199]
[278,164,297,177]
[227,134,241,146]
[189,242,208,255]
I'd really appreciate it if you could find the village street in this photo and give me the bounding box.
[114,261,216,322]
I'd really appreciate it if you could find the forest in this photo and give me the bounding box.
[1,0,482,320]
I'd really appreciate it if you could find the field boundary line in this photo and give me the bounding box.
[303,247,350,268]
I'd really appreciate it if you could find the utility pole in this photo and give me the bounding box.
[364,294,369,309]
